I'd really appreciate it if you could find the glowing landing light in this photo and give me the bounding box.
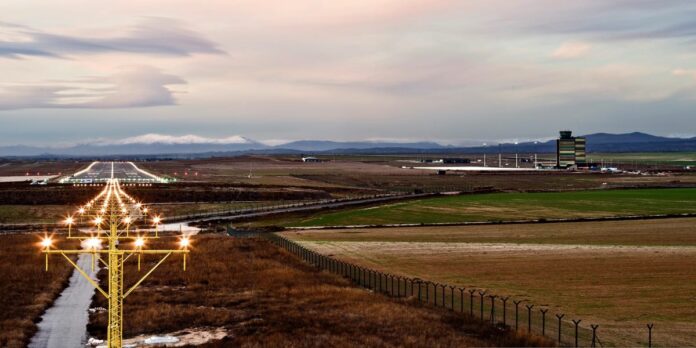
[41,236,53,271]
[152,216,161,225]
[179,236,190,271]
[94,216,103,225]
[123,216,132,224]
[179,236,190,248]
[78,207,85,214]
[65,216,75,237]
[134,237,145,248]
[41,237,53,249]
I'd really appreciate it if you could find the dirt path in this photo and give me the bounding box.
[28,254,98,348]
[301,241,696,256]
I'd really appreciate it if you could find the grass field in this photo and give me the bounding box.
[0,161,85,177]
[289,188,696,227]
[589,152,696,166]
[0,234,76,348]
[87,234,550,346]
[284,219,696,346]
[138,156,696,194]
[0,205,69,224]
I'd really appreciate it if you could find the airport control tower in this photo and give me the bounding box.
[556,131,586,168]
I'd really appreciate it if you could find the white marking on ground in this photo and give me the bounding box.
[89,328,228,347]
[299,241,696,255]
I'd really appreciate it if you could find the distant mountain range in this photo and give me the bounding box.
[479,132,696,154]
[1,132,695,158]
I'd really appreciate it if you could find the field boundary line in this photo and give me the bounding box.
[286,212,696,230]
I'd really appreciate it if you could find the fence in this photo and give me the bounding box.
[264,233,610,347]
[163,192,416,223]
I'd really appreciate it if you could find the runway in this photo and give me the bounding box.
[61,161,167,183]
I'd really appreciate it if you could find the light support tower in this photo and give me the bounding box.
[40,178,191,347]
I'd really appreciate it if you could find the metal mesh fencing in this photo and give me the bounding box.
[266,234,672,347]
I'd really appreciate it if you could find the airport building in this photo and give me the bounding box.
[556,131,587,168]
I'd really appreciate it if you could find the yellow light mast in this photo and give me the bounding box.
[42,176,190,347]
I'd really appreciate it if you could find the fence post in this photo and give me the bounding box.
[489,295,497,324]
[572,320,581,348]
[513,300,522,331]
[556,314,564,345]
[540,309,548,336]
[647,323,654,348]
[441,284,446,308]
[469,289,476,316]
[478,290,487,321]
[432,283,438,306]
[389,275,394,295]
[450,286,456,310]
[526,304,534,333]
[459,288,465,313]
[591,324,599,348]
[501,297,509,326]
[417,280,422,302]
[426,282,430,304]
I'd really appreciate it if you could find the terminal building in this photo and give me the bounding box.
[556,131,586,168]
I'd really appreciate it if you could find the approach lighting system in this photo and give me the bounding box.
[40,178,191,347]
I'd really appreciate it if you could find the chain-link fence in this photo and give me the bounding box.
[163,192,418,223]
[263,234,669,347]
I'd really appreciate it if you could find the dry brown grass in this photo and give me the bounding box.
[285,217,696,246]
[0,205,69,224]
[88,234,552,347]
[139,156,689,192]
[0,160,85,177]
[286,223,696,346]
[0,233,76,348]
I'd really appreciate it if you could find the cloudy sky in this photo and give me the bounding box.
[1,1,696,146]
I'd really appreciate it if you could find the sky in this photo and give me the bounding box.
[1,0,696,146]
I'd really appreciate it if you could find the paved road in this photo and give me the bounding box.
[28,254,98,348]
[64,161,164,183]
